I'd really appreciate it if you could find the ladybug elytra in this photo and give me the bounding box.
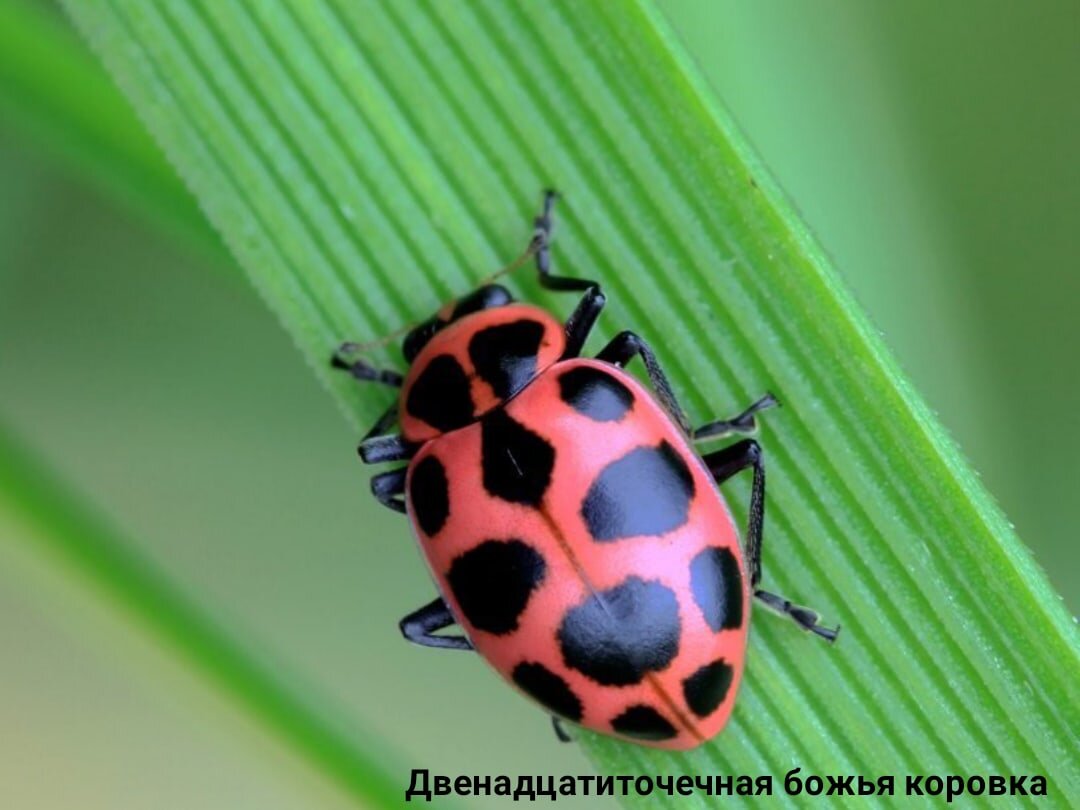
[333,192,837,750]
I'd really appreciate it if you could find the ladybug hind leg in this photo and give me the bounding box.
[400,597,473,651]
[703,439,840,643]
[551,716,573,743]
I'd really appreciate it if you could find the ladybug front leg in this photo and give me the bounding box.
[595,331,692,434]
[400,597,473,651]
[703,439,839,643]
[532,190,597,293]
[330,347,414,463]
[527,191,609,359]
[562,285,607,359]
[331,350,404,387]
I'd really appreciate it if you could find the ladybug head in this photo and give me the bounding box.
[402,284,514,363]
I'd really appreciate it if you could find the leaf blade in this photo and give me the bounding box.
[62,0,1079,803]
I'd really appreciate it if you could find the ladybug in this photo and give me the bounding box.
[332,192,837,750]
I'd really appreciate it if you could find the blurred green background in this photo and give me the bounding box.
[1,1,1076,807]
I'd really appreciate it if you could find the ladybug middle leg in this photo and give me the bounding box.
[703,439,840,642]
[400,597,473,650]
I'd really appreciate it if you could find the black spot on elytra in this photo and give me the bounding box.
[558,366,633,422]
[409,455,449,537]
[447,539,546,635]
[682,658,734,718]
[611,705,677,741]
[512,662,583,721]
[406,354,474,432]
[481,409,555,505]
[558,577,681,686]
[689,546,744,632]
[581,442,695,542]
[468,319,545,400]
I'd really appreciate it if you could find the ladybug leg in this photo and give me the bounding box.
[329,350,414,463]
[370,468,407,514]
[551,716,573,743]
[562,285,607,359]
[364,402,398,437]
[595,331,692,434]
[528,191,609,357]
[358,411,413,466]
[703,439,766,586]
[693,393,780,441]
[359,432,412,464]
[532,190,598,293]
[704,440,840,643]
[400,597,473,651]
[754,590,840,643]
[356,405,413,464]
[330,347,404,388]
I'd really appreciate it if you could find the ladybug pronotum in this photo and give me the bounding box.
[332,192,838,750]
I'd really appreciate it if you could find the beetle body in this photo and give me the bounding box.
[402,305,747,748]
[334,192,837,751]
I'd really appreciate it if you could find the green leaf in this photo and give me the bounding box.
[61,0,1079,804]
